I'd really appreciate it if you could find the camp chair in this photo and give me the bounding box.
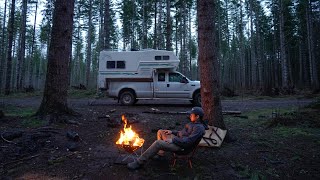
[172,135,203,168]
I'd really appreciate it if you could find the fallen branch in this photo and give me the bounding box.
[142,111,187,114]
[222,111,242,115]
[1,133,17,145]
[143,110,242,115]
[233,115,248,119]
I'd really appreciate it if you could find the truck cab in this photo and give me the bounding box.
[98,50,201,106]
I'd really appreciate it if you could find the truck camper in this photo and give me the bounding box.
[97,49,201,106]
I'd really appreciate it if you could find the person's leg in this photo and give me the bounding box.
[137,140,181,164]
[157,129,173,140]
[157,130,175,156]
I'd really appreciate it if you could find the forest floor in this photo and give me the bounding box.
[0,92,320,180]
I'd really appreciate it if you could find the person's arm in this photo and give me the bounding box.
[171,130,178,136]
[172,125,204,148]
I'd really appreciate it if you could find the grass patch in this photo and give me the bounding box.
[2,105,36,117]
[242,108,296,120]
[0,91,42,98]
[273,127,313,138]
[266,108,320,128]
[1,105,46,128]
[231,162,266,179]
[21,117,46,128]
[68,89,97,98]
[306,98,320,109]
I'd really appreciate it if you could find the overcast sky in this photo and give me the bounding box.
[0,0,44,27]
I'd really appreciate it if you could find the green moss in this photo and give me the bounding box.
[22,117,46,128]
[242,108,295,120]
[273,127,312,138]
[2,105,36,117]
[306,99,320,109]
[0,91,41,98]
[68,89,97,98]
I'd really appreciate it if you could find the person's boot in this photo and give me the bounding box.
[127,160,143,170]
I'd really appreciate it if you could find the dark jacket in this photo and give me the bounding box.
[172,121,205,149]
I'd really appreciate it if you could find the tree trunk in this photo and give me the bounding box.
[197,0,226,129]
[86,0,92,88]
[28,1,38,89]
[279,0,288,88]
[153,0,157,49]
[239,0,245,90]
[157,0,163,49]
[255,19,263,90]
[142,0,148,49]
[306,0,319,90]
[104,0,110,50]
[5,0,15,95]
[16,0,27,91]
[98,0,104,51]
[188,7,192,79]
[165,0,172,50]
[249,0,257,89]
[0,0,7,93]
[74,4,81,85]
[37,0,75,117]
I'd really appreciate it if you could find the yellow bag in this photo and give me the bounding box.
[199,126,227,147]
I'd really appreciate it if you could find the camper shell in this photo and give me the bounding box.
[98,49,201,106]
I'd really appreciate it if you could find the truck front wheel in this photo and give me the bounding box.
[119,91,136,105]
[192,92,201,107]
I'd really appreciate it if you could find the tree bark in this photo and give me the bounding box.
[16,0,27,90]
[249,0,257,89]
[153,0,158,49]
[279,0,288,88]
[197,0,225,129]
[0,0,7,93]
[306,0,319,90]
[104,0,110,50]
[142,0,148,49]
[86,0,93,88]
[165,0,172,50]
[5,0,15,95]
[37,0,75,116]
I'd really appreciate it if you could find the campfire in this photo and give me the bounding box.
[116,114,144,153]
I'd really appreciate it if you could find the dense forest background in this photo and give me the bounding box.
[0,0,319,95]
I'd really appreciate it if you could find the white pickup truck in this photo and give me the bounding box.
[97,49,201,106]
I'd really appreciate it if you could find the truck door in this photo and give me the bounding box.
[154,72,168,98]
[167,72,190,98]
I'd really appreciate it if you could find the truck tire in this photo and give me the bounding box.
[119,91,136,105]
[192,92,201,107]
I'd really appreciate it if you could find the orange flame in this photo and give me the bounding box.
[116,115,144,147]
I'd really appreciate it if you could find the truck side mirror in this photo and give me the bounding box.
[180,77,188,84]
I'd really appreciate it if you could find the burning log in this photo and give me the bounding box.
[116,115,144,153]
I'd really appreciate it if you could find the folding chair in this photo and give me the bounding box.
[172,136,203,168]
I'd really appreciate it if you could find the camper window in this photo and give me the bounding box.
[107,61,115,69]
[155,56,162,60]
[117,61,125,69]
[155,55,170,60]
[107,61,126,69]
[158,73,165,82]
[163,56,170,60]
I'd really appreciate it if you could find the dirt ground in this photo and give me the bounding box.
[0,97,319,179]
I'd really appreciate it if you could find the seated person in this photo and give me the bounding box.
[127,107,206,170]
